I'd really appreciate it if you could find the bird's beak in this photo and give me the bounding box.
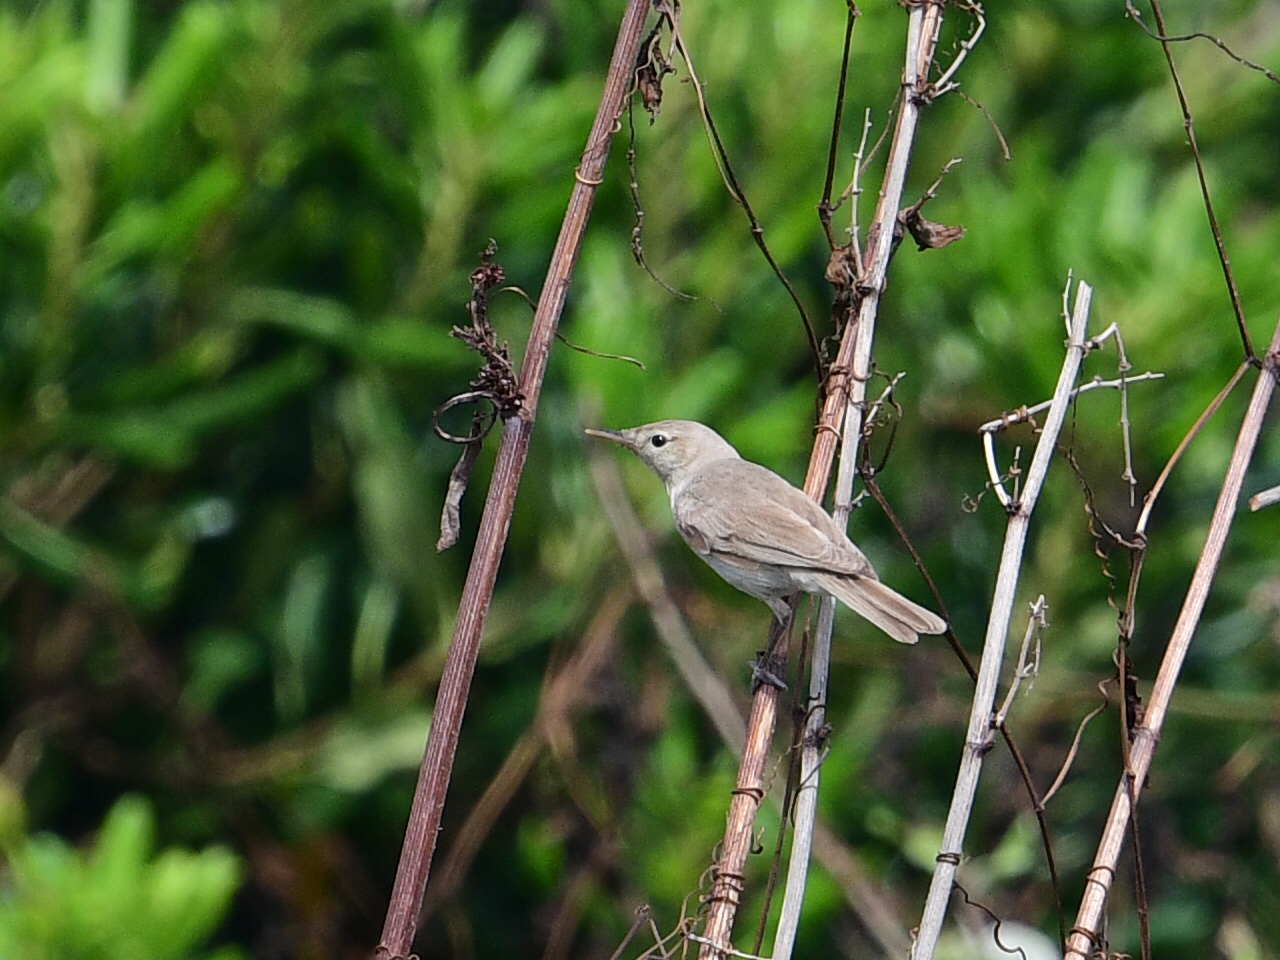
[584,427,631,448]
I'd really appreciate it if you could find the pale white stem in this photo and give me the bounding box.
[1060,270,1074,338]
[992,596,1047,729]
[982,432,1013,508]
[911,281,1094,960]
[977,372,1163,435]
[769,4,950,956]
[1250,483,1280,512]
[1064,315,1280,958]
[841,108,875,270]
[772,386,861,960]
[930,3,985,97]
[1085,322,1138,504]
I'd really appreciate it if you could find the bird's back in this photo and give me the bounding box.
[673,458,876,579]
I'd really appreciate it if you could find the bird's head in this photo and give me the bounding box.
[585,419,740,487]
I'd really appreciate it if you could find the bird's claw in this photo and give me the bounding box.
[749,652,788,692]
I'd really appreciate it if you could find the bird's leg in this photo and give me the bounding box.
[749,606,793,692]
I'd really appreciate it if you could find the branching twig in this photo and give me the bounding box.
[928,2,985,98]
[1064,315,1280,958]
[1129,0,1256,361]
[979,372,1164,508]
[1124,0,1280,85]
[911,281,1094,960]
[992,597,1048,728]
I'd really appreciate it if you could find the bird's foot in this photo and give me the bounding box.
[749,651,789,693]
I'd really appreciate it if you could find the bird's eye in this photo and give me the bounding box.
[650,434,668,448]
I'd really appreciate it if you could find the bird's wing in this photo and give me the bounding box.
[674,460,877,578]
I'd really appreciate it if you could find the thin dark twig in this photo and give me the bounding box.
[501,282,649,368]
[955,90,1011,160]
[818,4,860,249]
[626,98,700,304]
[1040,697,1109,809]
[1130,0,1256,361]
[860,472,970,676]
[1124,0,1280,84]
[664,6,823,377]
[1127,772,1152,960]
[607,907,654,960]
[953,882,1029,960]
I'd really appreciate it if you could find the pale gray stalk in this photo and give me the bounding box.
[911,280,1094,960]
[1250,483,1280,512]
[772,1,962,953]
[992,597,1047,729]
[1064,315,1280,959]
[588,443,911,956]
[695,3,948,957]
[585,447,746,754]
[771,386,863,960]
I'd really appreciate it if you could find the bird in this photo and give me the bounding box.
[586,419,947,644]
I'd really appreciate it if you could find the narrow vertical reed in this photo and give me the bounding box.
[911,281,1094,960]
[373,2,652,955]
[697,4,947,956]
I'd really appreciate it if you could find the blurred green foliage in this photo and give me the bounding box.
[0,0,1277,958]
[0,794,243,960]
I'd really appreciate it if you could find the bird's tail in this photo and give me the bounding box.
[806,573,947,645]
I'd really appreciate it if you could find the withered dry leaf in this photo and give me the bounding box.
[901,208,965,251]
[438,436,482,552]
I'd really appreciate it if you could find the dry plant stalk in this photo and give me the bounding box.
[770,390,860,960]
[911,281,1095,960]
[696,3,947,957]
[372,1,653,955]
[587,447,912,958]
[1064,315,1280,959]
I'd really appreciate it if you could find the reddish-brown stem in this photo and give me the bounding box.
[372,2,652,956]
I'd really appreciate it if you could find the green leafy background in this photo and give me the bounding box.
[0,0,1277,957]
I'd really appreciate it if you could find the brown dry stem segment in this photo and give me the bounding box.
[696,2,947,956]
[372,1,653,956]
[1064,316,1280,959]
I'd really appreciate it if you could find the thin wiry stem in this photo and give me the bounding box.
[992,597,1047,728]
[1133,0,1256,361]
[665,3,822,376]
[818,3,860,250]
[1064,315,1280,958]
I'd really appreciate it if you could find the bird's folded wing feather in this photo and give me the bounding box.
[674,461,876,577]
